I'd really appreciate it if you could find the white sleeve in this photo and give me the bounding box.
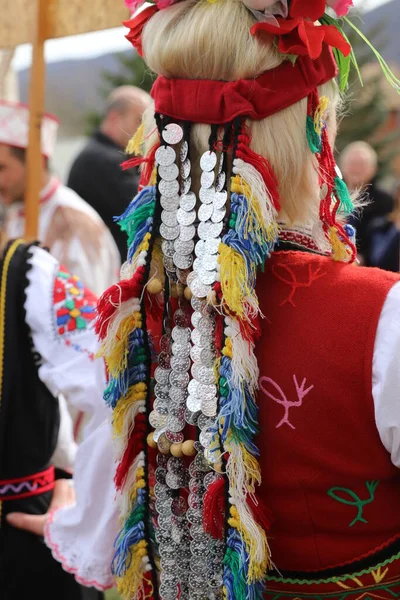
[25,246,108,424]
[44,416,118,591]
[373,280,400,467]
[50,394,77,471]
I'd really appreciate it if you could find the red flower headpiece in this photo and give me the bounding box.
[124,4,158,57]
[251,0,351,60]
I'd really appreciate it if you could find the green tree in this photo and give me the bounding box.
[86,52,156,134]
[335,11,399,179]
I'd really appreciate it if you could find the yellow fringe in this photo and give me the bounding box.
[149,167,157,186]
[113,383,147,437]
[101,313,142,377]
[222,337,232,358]
[128,468,146,503]
[116,540,148,600]
[314,96,330,136]
[218,243,257,318]
[126,123,144,156]
[133,232,151,263]
[329,226,352,262]
[231,175,278,243]
[228,505,271,581]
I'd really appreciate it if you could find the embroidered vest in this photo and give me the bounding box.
[0,241,59,526]
[256,251,400,572]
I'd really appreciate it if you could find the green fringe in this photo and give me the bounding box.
[334,176,354,215]
[119,202,156,248]
[224,547,247,600]
[306,115,321,154]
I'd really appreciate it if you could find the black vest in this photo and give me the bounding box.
[0,240,60,523]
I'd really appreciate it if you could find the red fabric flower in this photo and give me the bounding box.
[124,4,158,57]
[250,0,351,60]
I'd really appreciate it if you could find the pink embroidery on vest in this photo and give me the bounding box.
[272,263,326,306]
[259,374,314,429]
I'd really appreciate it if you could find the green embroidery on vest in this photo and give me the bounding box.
[327,481,379,527]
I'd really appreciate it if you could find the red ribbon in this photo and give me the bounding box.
[151,45,337,124]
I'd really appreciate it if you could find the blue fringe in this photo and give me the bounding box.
[114,186,156,223]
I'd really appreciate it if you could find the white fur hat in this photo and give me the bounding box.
[0,100,59,158]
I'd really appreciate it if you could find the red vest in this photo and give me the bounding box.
[256,251,400,572]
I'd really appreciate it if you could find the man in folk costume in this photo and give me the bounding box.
[0,100,121,297]
[0,238,111,599]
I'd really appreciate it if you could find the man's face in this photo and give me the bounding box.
[341,151,376,191]
[0,144,26,206]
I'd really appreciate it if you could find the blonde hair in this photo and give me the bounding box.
[141,0,339,225]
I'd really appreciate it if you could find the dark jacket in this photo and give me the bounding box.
[67,130,139,261]
[349,179,394,265]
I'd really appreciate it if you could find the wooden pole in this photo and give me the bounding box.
[24,0,48,241]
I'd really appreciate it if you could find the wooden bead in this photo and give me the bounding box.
[184,286,192,301]
[147,278,163,295]
[147,432,157,449]
[170,443,183,457]
[182,439,196,457]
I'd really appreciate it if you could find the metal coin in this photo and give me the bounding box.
[166,472,183,489]
[174,239,194,255]
[198,203,213,222]
[159,179,180,198]
[191,329,203,348]
[156,453,169,468]
[171,342,190,359]
[163,256,175,271]
[177,208,196,226]
[161,210,178,227]
[194,365,215,385]
[180,140,189,162]
[188,493,201,511]
[201,253,218,271]
[186,508,203,525]
[215,171,226,192]
[161,240,175,258]
[169,402,185,417]
[170,356,191,373]
[153,399,168,414]
[172,326,191,344]
[174,308,190,327]
[200,151,217,172]
[159,163,179,181]
[167,456,185,474]
[155,467,167,484]
[187,395,202,412]
[169,386,187,403]
[197,383,217,399]
[180,192,196,212]
[166,431,185,444]
[212,207,226,223]
[204,237,221,255]
[162,123,184,145]
[199,430,213,449]
[200,348,215,367]
[189,277,211,298]
[185,409,199,426]
[201,398,217,417]
[198,221,212,240]
[191,311,202,328]
[170,371,190,389]
[181,177,192,195]
[179,225,196,242]
[159,351,171,369]
[161,195,180,211]
[160,334,171,353]
[149,410,167,428]
[160,223,179,241]
[173,253,193,270]
[210,222,223,238]
[190,345,202,363]
[188,379,200,396]
[194,239,206,258]
[186,271,197,286]
[198,268,216,286]
[181,158,191,180]
[154,383,171,400]
[199,186,215,204]
[155,367,171,385]
[200,170,214,189]
[153,426,167,443]
[213,190,228,209]
[198,316,214,335]
[156,145,176,167]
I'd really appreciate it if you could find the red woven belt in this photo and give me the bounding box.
[0,466,55,501]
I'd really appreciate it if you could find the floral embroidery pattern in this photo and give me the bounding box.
[259,374,314,429]
[53,267,97,336]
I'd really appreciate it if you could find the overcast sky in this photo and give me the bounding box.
[12,0,392,71]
